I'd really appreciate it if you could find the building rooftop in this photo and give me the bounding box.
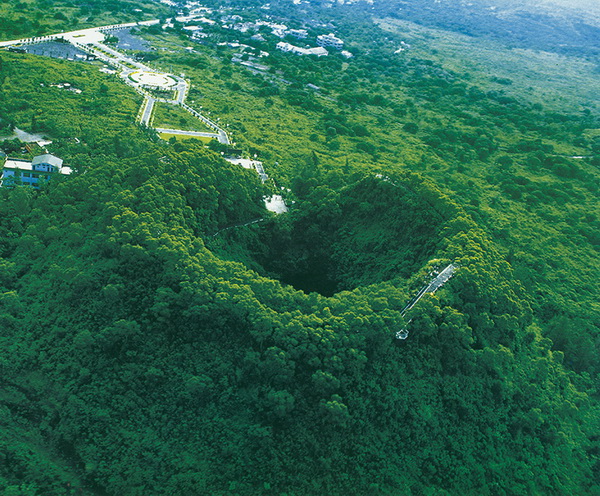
[277,42,328,56]
[3,155,70,175]
[32,154,64,168]
[4,159,34,171]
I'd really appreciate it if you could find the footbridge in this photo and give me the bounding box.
[396,263,458,340]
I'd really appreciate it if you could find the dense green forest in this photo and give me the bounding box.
[361,0,600,58]
[0,0,599,494]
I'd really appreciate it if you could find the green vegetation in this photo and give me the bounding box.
[0,0,167,41]
[142,23,599,383]
[251,175,455,295]
[0,52,142,144]
[372,0,600,58]
[0,2,599,495]
[152,102,214,132]
[0,133,596,494]
[158,131,213,143]
[374,17,600,110]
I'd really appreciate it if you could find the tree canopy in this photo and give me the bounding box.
[0,2,599,494]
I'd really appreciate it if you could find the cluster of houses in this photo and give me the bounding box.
[1,153,71,187]
[275,33,350,58]
[276,42,328,57]
[158,0,352,59]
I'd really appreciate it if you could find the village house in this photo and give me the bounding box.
[1,153,71,187]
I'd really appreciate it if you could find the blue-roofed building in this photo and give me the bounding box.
[1,153,71,187]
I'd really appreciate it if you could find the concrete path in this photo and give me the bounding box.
[179,103,229,144]
[140,97,156,126]
[209,218,265,237]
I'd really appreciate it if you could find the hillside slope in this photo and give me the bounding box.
[0,2,599,494]
[1,149,597,494]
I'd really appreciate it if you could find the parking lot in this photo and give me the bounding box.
[115,28,151,51]
[22,41,93,61]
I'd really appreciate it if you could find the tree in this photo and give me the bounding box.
[404,122,419,134]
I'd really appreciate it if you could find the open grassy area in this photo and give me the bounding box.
[152,102,214,132]
[158,132,213,143]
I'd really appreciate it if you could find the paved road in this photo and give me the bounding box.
[90,41,156,72]
[180,103,230,144]
[254,162,269,182]
[140,97,155,126]
[217,130,230,145]
[175,81,187,104]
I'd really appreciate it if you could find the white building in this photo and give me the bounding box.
[276,41,293,53]
[276,42,328,56]
[254,20,288,36]
[305,46,328,56]
[1,154,71,187]
[232,22,255,33]
[317,33,344,49]
[287,29,308,39]
[195,17,216,25]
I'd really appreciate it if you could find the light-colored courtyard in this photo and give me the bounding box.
[129,71,177,89]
